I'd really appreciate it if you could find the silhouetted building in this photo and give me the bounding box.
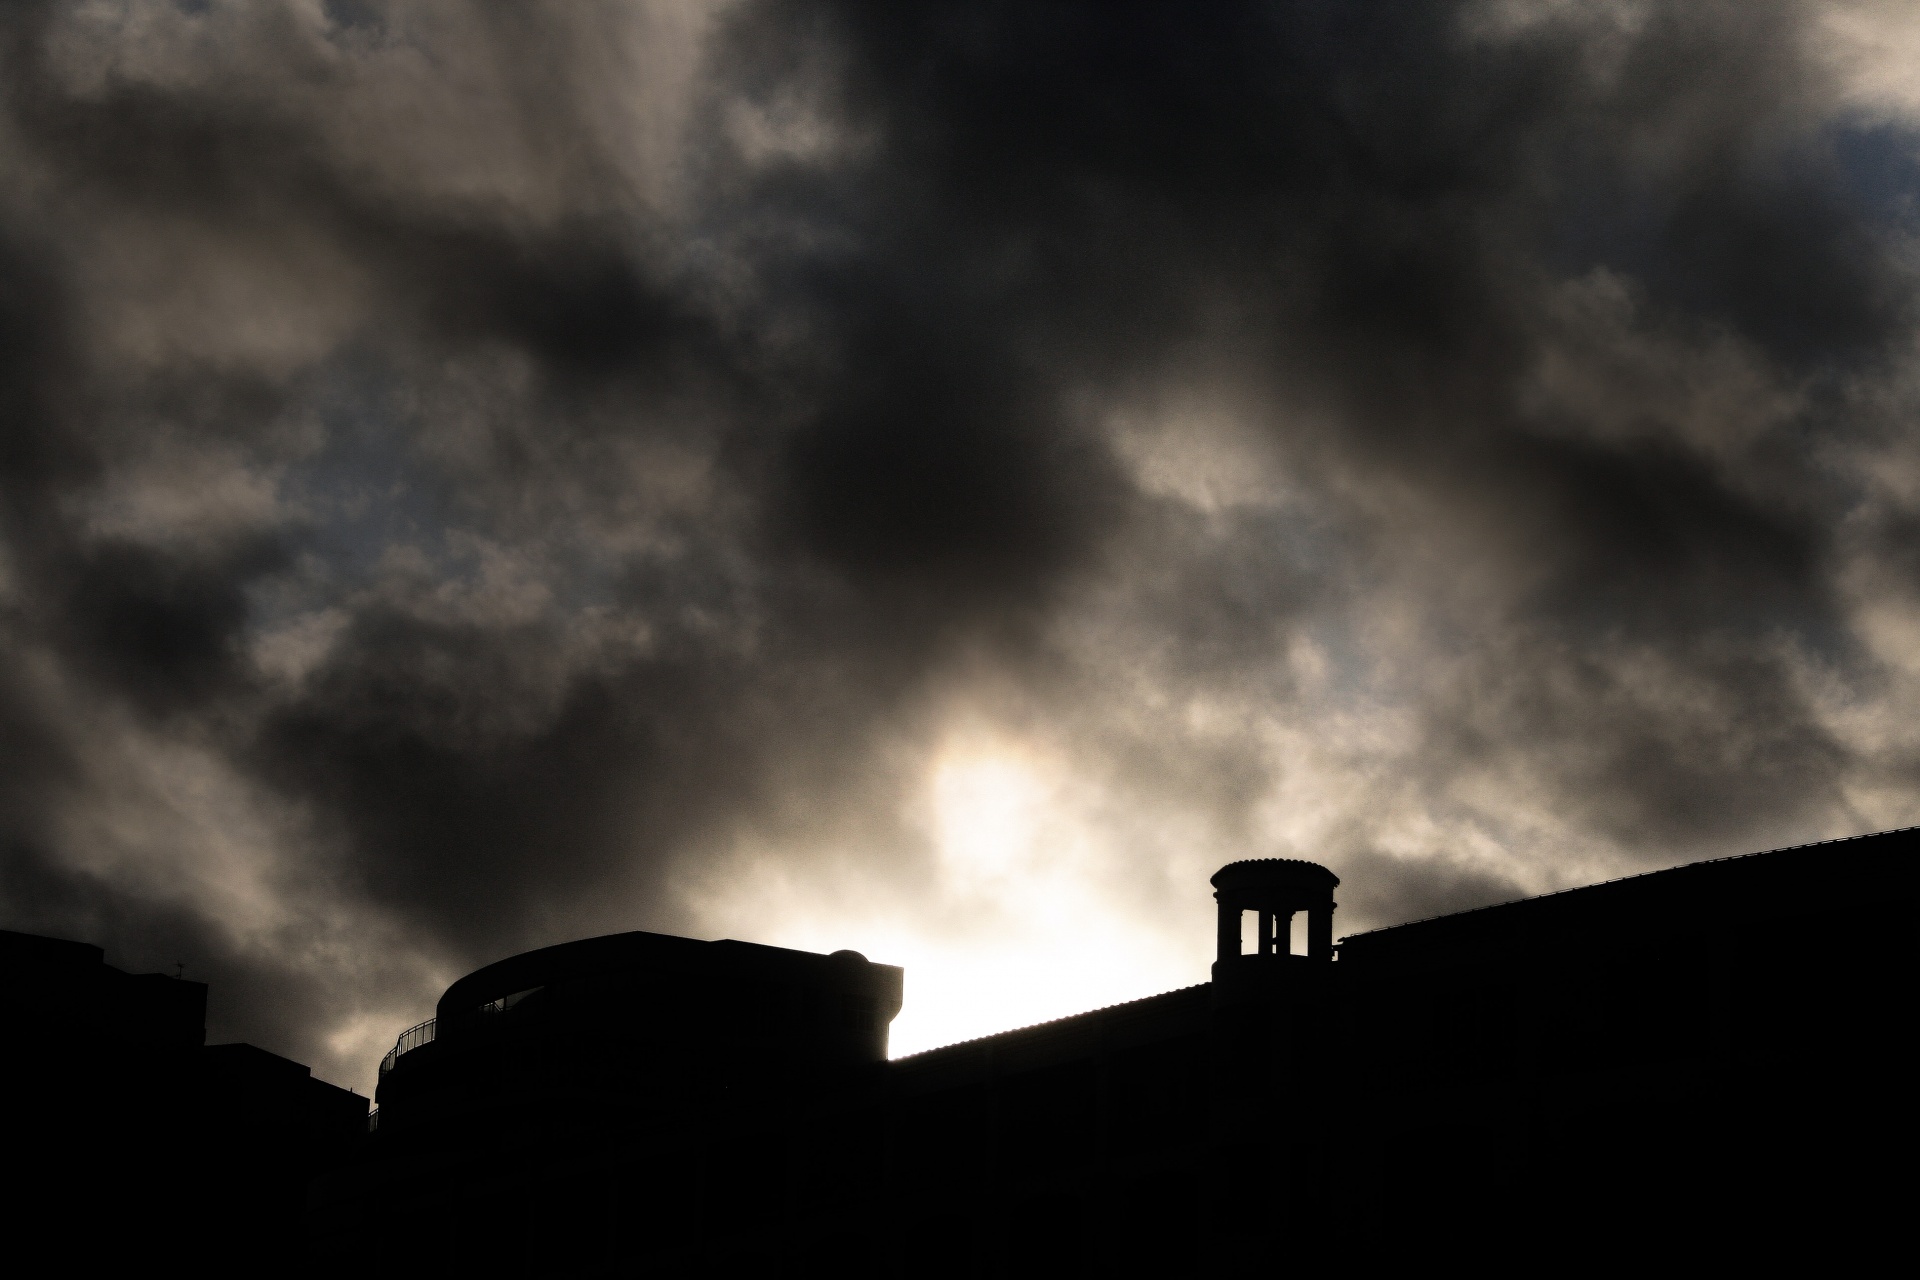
[318,828,1909,1276]
[9,829,1907,1273]
[318,932,903,1274]
[1333,835,1905,1270]
[0,928,366,1271]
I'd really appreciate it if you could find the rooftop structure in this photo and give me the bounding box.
[2,927,367,1271]
[318,827,1908,1274]
[12,826,1906,1274]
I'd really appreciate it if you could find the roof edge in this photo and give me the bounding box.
[891,982,1211,1062]
[1336,825,1919,946]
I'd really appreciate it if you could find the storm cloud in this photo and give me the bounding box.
[4,0,1920,1080]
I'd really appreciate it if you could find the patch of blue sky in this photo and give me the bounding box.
[1825,117,1920,228]
[252,356,645,642]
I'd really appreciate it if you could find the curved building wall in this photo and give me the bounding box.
[376,931,902,1136]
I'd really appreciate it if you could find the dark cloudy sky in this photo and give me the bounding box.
[5,0,1920,1084]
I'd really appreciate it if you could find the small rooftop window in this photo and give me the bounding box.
[477,986,543,1016]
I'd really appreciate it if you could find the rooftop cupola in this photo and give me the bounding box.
[1210,858,1339,984]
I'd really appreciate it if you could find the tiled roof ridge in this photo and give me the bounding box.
[891,982,1210,1062]
[1221,859,1328,871]
[1218,856,1324,867]
[1337,824,1919,945]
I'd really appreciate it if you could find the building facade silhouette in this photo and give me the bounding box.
[317,828,1907,1276]
[6,828,1906,1273]
[0,929,368,1271]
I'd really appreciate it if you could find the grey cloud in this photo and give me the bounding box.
[2,0,1918,1085]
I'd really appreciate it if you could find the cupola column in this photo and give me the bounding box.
[1309,898,1336,962]
[1217,893,1241,966]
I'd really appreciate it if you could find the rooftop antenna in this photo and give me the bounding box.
[174,961,186,979]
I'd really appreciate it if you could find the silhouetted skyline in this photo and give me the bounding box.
[14,828,1906,1271]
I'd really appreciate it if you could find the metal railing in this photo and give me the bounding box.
[379,1016,436,1078]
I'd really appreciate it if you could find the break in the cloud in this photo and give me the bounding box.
[5,0,1920,1080]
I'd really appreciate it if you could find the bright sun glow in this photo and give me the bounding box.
[690,732,1212,1058]
[932,753,1042,889]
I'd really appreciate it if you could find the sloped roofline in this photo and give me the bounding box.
[1334,824,1918,945]
[892,983,1211,1062]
